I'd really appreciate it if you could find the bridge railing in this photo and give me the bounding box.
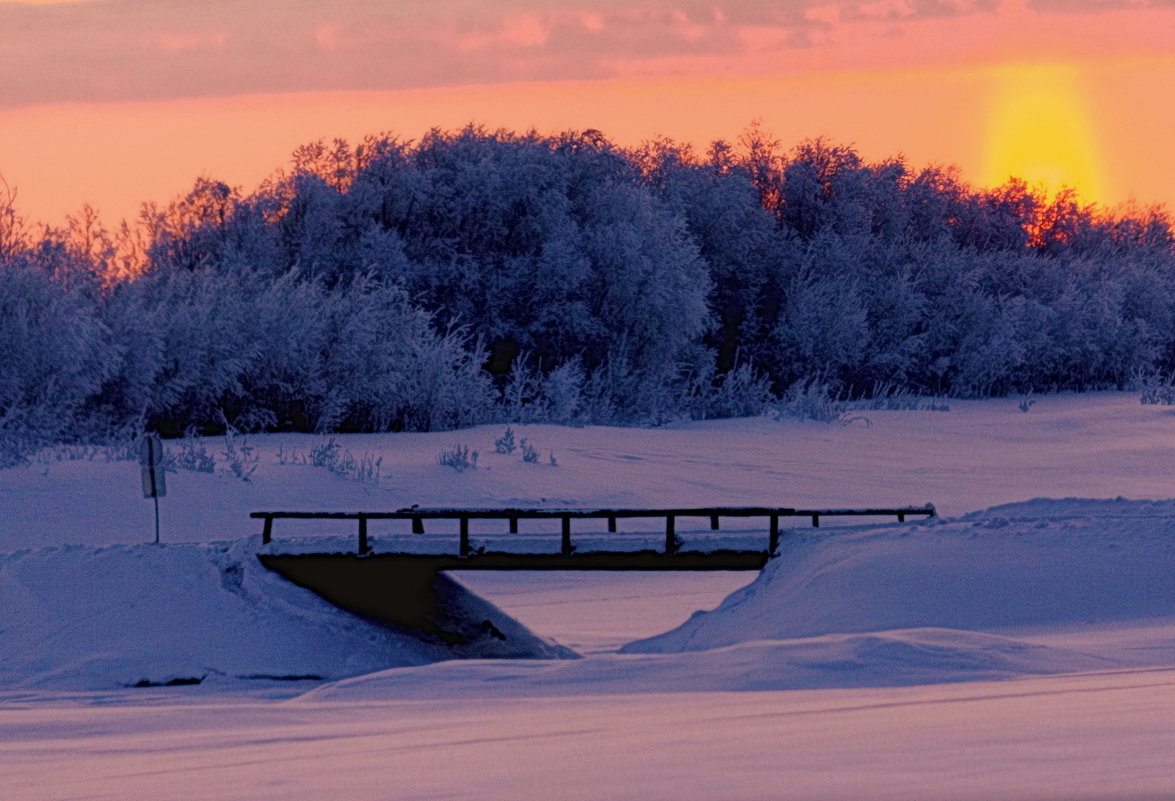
[251,505,936,557]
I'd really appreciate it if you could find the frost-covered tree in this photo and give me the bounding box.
[0,251,112,459]
[2,125,1174,446]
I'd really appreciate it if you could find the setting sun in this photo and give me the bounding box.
[983,64,1105,202]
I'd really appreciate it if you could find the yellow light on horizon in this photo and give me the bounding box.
[983,64,1105,203]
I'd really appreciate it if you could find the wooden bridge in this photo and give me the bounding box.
[253,504,936,570]
[254,504,935,646]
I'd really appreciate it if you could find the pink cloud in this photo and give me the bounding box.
[0,0,1168,109]
[153,30,228,53]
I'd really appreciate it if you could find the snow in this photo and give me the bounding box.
[6,671,1175,801]
[624,498,1175,653]
[4,392,1169,552]
[299,628,1123,699]
[3,392,1175,799]
[0,539,567,692]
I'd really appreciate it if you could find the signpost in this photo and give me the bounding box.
[139,434,166,544]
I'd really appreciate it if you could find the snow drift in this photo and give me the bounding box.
[299,627,1121,701]
[624,498,1175,654]
[0,540,572,691]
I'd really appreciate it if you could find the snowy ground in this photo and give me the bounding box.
[2,392,1174,799]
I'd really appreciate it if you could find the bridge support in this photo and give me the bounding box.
[258,554,577,658]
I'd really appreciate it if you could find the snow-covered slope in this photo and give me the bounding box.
[2,392,1169,553]
[623,498,1175,654]
[0,540,569,691]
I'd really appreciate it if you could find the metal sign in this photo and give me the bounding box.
[139,435,166,498]
[139,434,165,544]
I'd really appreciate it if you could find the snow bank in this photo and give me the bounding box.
[299,627,1120,701]
[0,540,570,691]
[624,498,1175,654]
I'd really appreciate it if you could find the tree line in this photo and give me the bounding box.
[1,125,1172,456]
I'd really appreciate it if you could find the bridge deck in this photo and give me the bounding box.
[262,550,770,572]
[253,504,935,564]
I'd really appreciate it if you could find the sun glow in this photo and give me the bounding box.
[983,64,1105,202]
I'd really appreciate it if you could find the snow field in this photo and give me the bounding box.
[2,392,1174,799]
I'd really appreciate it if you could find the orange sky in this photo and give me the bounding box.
[0,0,1172,226]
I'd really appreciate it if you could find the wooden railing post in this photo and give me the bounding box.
[811,514,820,528]
[459,517,470,557]
[710,514,720,531]
[412,516,424,534]
[561,517,573,555]
[665,515,678,554]
[358,516,370,555]
[769,514,779,553]
[261,516,273,545]
[607,516,617,533]
[509,517,519,534]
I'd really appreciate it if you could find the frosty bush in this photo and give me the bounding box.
[330,449,383,483]
[500,359,586,425]
[852,383,950,412]
[684,361,774,420]
[438,444,478,471]
[494,427,517,454]
[1138,374,1175,406]
[277,438,383,483]
[221,425,258,482]
[166,433,216,473]
[775,379,853,424]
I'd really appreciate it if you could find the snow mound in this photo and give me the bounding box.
[298,627,1120,700]
[624,498,1175,654]
[0,540,569,691]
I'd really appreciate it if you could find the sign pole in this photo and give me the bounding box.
[139,434,166,544]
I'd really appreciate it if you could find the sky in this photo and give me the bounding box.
[0,0,1172,226]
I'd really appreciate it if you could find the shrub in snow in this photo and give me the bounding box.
[221,424,258,482]
[307,437,341,467]
[279,438,383,484]
[851,382,950,412]
[499,358,586,426]
[683,361,774,420]
[519,438,539,463]
[438,444,477,472]
[775,379,851,424]
[166,432,216,473]
[333,450,383,483]
[1138,373,1175,406]
[494,426,516,454]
